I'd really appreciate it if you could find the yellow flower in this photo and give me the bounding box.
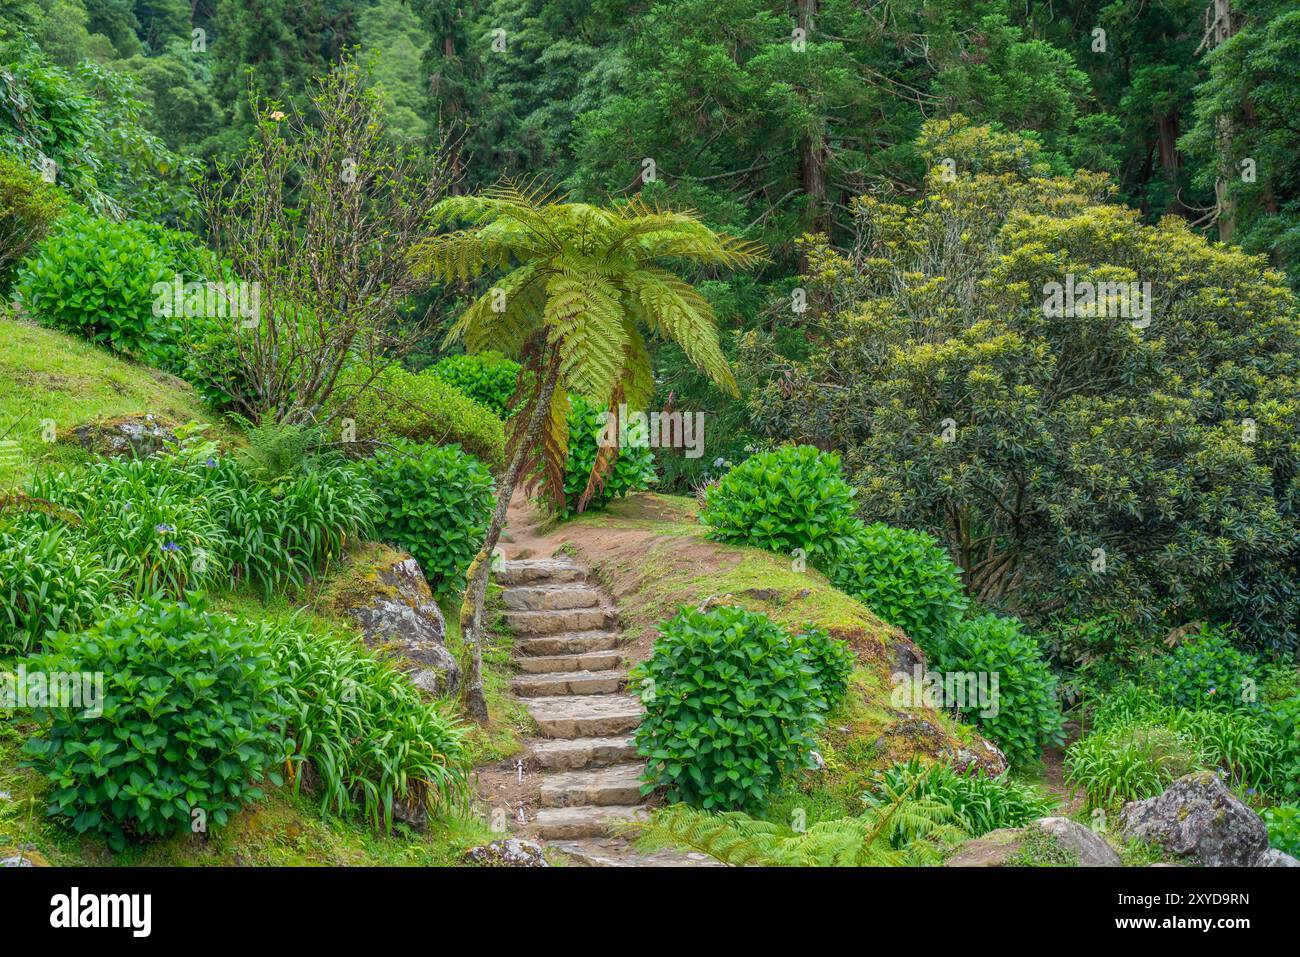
[270,111,286,121]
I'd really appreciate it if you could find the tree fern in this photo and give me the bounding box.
[418,182,763,722]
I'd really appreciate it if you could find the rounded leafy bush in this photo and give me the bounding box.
[797,622,854,715]
[0,154,64,292]
[932,613,1064,765]
[15,210,185,363]
[0,522,117,655]
[700,444,861,568]
[1263,805,1300,857]
[558,395,656,516]
[1149,626,1264,712]
[20,595,290,850]
[429,352,521,418]
[330,362,506,469]
[829,522,968,651]
[357,440,495,599]
[633,605,827,810]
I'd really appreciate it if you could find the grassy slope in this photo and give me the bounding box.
[0,318,235,486]
[557,494,999,827]
[0,327,499,865]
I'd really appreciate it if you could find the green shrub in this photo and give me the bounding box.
[865,758,1057,837]
[557,395,656,517]
[357,440,494,599]
[0,522,117,655]
[1262,805,1300,857]
[1165,709,1285,793]
[428,351,522,417]
[1149,625,1264,712]
[1263,671,1300,800]
[330,363,505,469]
[933,613,1065,765]
[266,620,471,830]
[15,210,189,364]
[20,595,290,850]
[0,155,64,292]
[632,605,825,811]
[829,523,969,651]
[1064,721,1205,811]
[796,623,854,715]
[700,445,861,569]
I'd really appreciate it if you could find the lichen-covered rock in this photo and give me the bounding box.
[945,818,1118,867]
[1118,772,1268,867]
[72,413,177,458]
[946,737,1008,778]
[1255,848,1300,867]
[1034,817,1120,866]
[326,543,461,696]
[1,845,50,867]
[464,838,549,867]
[944,828,1024,867]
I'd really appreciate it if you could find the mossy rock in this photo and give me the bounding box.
[317,542,461,696]
[68,412,179,458]
[1,845,51,867]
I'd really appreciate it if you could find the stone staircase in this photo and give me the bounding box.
[495,556,715,866]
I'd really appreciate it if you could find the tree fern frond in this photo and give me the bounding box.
[624,266,738,396]
[544,269,627,403]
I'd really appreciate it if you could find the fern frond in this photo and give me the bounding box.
[623,786,968,867]
[623,266,738,396]
[544,268,627,403]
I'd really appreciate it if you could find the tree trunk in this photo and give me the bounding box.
[796,0,828,263]
[1205,0,1239,241]
[458,358,562,723]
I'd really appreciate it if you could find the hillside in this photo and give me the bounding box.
[0,318,234,486]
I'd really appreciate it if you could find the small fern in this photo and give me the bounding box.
[623,774,967,866]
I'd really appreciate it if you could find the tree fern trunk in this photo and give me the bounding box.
[459,358,562,723]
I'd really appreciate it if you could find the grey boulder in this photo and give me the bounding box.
[1118,772,1268,867]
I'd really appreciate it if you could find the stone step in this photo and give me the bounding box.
[551,838,723,868]
[496,560,586,586]
[527,805,650,841]
[502,585,601,612]
[515,650,623,674]
[528,735,637,770]
[516,630,620,657]
[504,607,616,635]
[539,763,646,808]
[513,669,625,697]
[525,694,644,738]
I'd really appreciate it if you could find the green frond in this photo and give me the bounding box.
[444,264,546,355]
[623,786,968,867]
[624,266,738,396]
[544,268,627,403]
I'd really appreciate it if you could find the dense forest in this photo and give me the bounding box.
[1,0,1299,888]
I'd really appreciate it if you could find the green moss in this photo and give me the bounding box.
[0,318,234,486]
[314,541,416,618]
